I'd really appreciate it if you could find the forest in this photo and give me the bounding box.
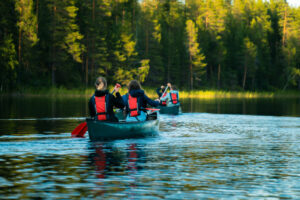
[0,0,299,92]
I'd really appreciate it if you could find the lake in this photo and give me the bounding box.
[0,96,299,199]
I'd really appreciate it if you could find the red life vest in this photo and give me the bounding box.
[171,93,178,104]
[95,95,107,120]
[128,94,139,117]
[161,93,167,105]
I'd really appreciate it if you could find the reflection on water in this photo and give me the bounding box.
[89,142,144,197]
[0,96,299,198]
[0,96,299,119]
[181,98,300,117]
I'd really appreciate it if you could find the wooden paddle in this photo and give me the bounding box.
[71,83,121,138]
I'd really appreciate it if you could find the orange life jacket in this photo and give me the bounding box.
[95,95,108,120]
[128,94,139,117]
[171,93,178,104]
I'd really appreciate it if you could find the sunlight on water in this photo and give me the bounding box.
[0,112,299,199]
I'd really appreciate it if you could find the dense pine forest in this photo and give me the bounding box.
[0,0,299,92]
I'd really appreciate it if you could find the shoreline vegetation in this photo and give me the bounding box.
[1,87,299,99]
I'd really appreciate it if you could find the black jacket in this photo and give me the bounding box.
[156,87,163,98]
[123,89,159,114]
[89,90,124,122]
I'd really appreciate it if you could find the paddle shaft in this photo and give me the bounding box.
[160,85,169,99]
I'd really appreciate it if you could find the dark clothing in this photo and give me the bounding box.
[156,87,164,98]
[123,89,159,114]
[157,87,168,106]
[89,90,124,122]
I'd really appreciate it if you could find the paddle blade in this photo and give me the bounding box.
[71,122,87,138]
[145,108,160,111]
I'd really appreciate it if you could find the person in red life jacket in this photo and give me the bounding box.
[160,83,180,106]
[156,85,168,106]
[88,76,125,122]
[123,80,159,122]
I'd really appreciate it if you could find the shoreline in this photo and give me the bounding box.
[1,87,299,99]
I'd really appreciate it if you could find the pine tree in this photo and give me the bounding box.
[15,0,38,85]
[281,6,300,90]
[0,0,18,90]
[47,0,84,86]
[137,0,164,85]
[0,34,18,91]
[242,37,257,90]
[186,19,206,89]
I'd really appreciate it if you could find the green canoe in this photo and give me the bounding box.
[158,104,181,115]
[86,113,159,140]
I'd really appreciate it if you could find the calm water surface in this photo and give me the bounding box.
[0,96,299,199]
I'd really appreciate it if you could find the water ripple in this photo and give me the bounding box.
[0,113,299,199]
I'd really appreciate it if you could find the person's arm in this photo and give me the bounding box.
[156,87,162,97]
[112,92,125,109]
[144,94,159,107]
[88,97,96,117]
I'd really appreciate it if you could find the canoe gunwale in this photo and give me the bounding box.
[86,118,159,141]
[158,104,181,115]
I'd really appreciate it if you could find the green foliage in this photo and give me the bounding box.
[0,34,18,90]
[186,19,206,88]
[0,0,299,91]
[15,0,38,45]
[137,59,150,83]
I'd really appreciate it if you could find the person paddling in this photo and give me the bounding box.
[156,85,166,98]
[123,80,160,122]
[156,85,168,106]
[88,76,125,122]
[160,83,180,107]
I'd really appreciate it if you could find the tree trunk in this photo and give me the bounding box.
[122,9,125,25]
[91,0,95,85]
[190,55,193,90]
[92,0,95,21]
[81,54,84,82]
[18,28,22,64]
[18,7,22,65]
[146,25,149,57]
[282,6,287,46]
[85,49,89,88]
[52,5,56,87]
[217,64,221,89]
[36,0,39,34]
[242,64,247,90]
[210,64,213,81]
[132,1,135,33]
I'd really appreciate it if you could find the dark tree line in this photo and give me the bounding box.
[0,0,299,91]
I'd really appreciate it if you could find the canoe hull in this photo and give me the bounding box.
[158,105,181,115]
[87,118,159,141]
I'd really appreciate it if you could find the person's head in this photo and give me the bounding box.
[95,76,107,91]
[171,85,177,90]
[128,80,142,91]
